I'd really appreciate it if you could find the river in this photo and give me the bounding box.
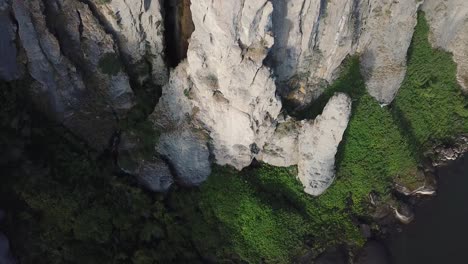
[387,154,468,264]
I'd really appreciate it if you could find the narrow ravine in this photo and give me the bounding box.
[163,0,194,67]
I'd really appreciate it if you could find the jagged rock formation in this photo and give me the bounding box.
[151,1,353,193]
[297,93,352,196]
[258,93,352,195]
[422,0,468,92]
[94,0,168,86]
[0,0,19,81]
[151,0,282,175]
[12,0,135,150]
[2,0,467,196]
[150,63,212,185]
[268,0,421,106]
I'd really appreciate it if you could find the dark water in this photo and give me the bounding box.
[388,155,468,264]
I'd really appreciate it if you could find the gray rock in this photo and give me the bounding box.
[423,0,468,93]
[12,0,135,150]
[0,0,19,81]
[0,233,16,264]
[298,93,352,196]
[157,129,211,186]
[95,0,168,86]
[137,159,174,192]
[257,116,300,167]
[268,0,421,105]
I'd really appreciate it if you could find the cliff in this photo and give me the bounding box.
[1,0,467,195]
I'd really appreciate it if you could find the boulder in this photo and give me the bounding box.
[137,159,174,192]
[298,93,352,196]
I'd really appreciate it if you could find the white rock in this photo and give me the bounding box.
[359,0,422,104]
[152,0,282,174]
[259,93,352,196]
[422,0,468,92]
[186,0,282,170]
[151,63,211,185]
[269,0,421,105]
[257,116,300,167]
[96,0,167,86]
[298,93,352,196]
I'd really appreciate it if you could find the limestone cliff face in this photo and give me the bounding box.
[269,0,422,106]
[2,0,467,194]
[12,0,136,149]
[151,0,352,193]
[95,0,168,86]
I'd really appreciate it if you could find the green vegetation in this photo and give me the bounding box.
[393,13,468,148]
[1,12,467,264]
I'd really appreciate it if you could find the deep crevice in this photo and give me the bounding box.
[163,0,194,68]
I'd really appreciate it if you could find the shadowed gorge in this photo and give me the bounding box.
[163,0,194,67]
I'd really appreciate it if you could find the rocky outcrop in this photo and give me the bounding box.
[150,1,353,194]
[151,0,283,175]
[429,135,468,167]
[268,0,421,106]
[258,93,352,195]
[94,0,168,86]
[297,93,352,196]
[257,116,300,167]
[117,130,174,191]
[137,158,174,192]
[150,63,211,185]
[0,0,19,81]
[0,210,16,264]
[360,0,422,105]
[422,0,468,93]
[12,0,135,150]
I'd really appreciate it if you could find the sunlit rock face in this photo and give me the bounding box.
[95,0,168,86]
[359,0,422,105]
[151,0,282,176]
[151,0,354,192]
[268,0,420,106]
[12,0,135,150]
[258,93,352,196]
[422,0,468,93]
[150,62,212,186]
[297,93,352,196]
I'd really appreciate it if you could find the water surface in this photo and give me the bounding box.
[388,155,468,264]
